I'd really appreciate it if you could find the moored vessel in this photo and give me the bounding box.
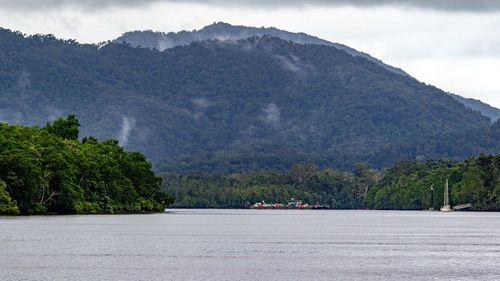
[440,179,451,212]
[250,198,327,209]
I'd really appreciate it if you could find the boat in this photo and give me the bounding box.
[440,179,452,212]
[249,198,322,209]
[453,203,472,211]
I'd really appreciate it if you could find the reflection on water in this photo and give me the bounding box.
[2,209,500,280]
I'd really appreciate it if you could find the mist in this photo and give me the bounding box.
[118,116,135,146]
[263,103,280,127]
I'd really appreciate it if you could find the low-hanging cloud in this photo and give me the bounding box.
[192,98,214,109]
[2,0,500,13]
[118,116,135,147]
[262,103,280,127]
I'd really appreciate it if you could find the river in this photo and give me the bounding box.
[1,209,500,280]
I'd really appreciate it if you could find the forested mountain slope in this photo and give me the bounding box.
[450,94,500,123]
[365,120,500,168]
[115,22,409,76]
[0,27,494,173]
[116,23,500,123]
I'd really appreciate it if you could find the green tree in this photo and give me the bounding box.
[45,114,80,140]
[0,116,174,215]
[0,179,20,215]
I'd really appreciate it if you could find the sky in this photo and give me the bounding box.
[1,0,499,107]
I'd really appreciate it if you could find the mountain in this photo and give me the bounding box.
[116,22,500,121]
[450,94,500,123]
[0,27,496,173]
[114,22,409,77]
[365,119,500,168]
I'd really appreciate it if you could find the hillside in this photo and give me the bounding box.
[114,22,409,77]
[450,94,500,123]
[364,120,500,168]
[116,22,500,122]
[0,27,495,173]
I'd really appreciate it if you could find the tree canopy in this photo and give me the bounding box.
[163,155,500,211]
[0,115,174,215]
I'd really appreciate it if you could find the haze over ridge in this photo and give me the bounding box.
[114,22,500,122]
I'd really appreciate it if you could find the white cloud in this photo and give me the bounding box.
[403,58,500,107]
[2,0,500,12]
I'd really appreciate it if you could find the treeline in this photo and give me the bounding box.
[161,163,379,208]
[162,154,500,211]
[367,154,500,211]
[0,115,173,215]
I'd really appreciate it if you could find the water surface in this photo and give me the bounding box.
[2,209,500,280]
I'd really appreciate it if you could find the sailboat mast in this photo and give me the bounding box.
[440,178,452,212]
[444,179,449,206]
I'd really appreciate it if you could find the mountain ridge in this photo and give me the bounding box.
[114,22,410,77]
[114,22,500,121]
[0,26,497,173]
[450,93,500,123]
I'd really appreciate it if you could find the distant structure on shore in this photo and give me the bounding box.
[250,198,330,209]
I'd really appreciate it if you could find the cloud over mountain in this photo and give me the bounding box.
[2,0,500,12]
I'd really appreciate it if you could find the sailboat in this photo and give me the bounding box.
[440,179,452,212]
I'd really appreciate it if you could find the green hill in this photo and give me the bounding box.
[0,27,494,173]
[365,120,500,167]
[450,93,500,123]
[114,22,409,77]
[116,22,500,121]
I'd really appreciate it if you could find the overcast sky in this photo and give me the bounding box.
[1,0,499,107]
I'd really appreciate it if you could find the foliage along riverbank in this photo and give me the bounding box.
[366,154,500,211]
[162,154,500,211]
[0,115,174,215]
[162,163,379,209]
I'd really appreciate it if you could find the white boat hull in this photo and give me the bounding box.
[440,205,451,212]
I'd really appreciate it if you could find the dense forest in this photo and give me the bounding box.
[162,163,378,208]
[0,115,174,215]
[450,94,500,123]
[367,154,500,211]
[163,154,500,211]
[0,27,497,174]
[365,120,500,168]
[115,22,409,77]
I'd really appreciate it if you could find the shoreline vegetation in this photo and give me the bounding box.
[2,115,500,215]
[162,154,500,211]
[0,115,174,215]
